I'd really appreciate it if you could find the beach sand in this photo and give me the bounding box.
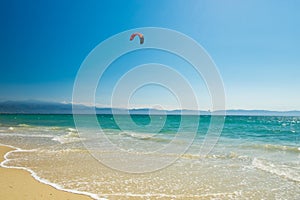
[0,145,93,200]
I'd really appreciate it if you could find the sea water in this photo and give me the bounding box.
[0,114,299,199]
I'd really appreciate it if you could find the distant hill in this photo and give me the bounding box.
[0,100,204,115]
[0,100,300,116]
[217,109,300,117]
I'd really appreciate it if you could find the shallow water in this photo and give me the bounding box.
[0,114,299,199]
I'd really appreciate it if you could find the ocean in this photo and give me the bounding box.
[0,114,299,199]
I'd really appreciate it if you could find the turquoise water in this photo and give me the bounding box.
[0,114,299,199]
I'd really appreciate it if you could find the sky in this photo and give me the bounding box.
[0,0,299,110]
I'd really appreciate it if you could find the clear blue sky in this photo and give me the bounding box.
[1,0,299,110]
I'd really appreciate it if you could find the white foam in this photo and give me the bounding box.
[96,191,241,198]
[66,128,77,132]
[51,133,84,144]
[0,143,106,200]
[252,158,300,182]
[18,124,31,127]
[120,131,155,139]
[0,132,54,138]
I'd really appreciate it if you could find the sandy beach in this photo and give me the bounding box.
[0,145,92,200]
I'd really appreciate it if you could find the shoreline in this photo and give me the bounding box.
[0,145,96,200]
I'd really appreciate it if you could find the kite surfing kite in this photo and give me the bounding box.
[130,32,144,44]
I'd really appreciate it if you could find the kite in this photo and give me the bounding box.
[130,32,144,44]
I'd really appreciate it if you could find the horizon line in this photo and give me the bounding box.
[0,99,300,113]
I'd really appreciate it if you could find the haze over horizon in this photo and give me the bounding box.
[1,100,300,115]
[1,0,299,111]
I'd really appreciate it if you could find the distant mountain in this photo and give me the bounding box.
[216,109,300,116]
[0,100,203,115]
[0,100,300,116]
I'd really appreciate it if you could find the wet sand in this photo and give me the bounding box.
[0,145,93,200]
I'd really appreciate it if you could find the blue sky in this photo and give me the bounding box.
[0,0,299,110]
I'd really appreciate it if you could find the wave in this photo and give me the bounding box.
[0,125,82,145]
[66,128,77,132]
[17,123,31,127]
[51,136,83,144]
[252,158,300,182]
[0,132,55,138]
[0,127,15,132]
[37,148,89,154]
[119,131,172,143]
[95,191,242,199]
[243,144,300,153]
[181,152,251,161]
[1,125,65,134]
[51,128,83,144]
[0,143,105,200]
[49,126,66,131]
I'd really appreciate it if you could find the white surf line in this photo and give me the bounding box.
[0,143,242,199]
[99,191,242,198]
[0,132,55,138]
[0,143,106,200]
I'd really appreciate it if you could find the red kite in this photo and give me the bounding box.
[130,32,144,44]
